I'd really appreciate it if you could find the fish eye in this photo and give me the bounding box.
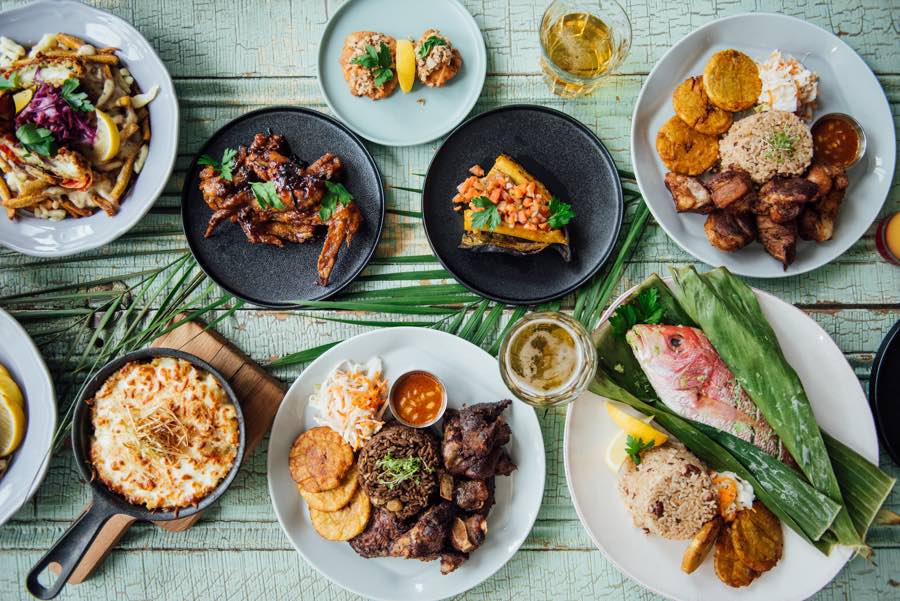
[669,335,683,348]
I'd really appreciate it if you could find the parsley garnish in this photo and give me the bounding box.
[469,195,501,231]
[349,42,394,88]
[0,72,20,90]
[764,129,796,164]
[318,181,354,221]
[625,435,655,465]
[547,195,575,229]
[416,35,447,59]
[197,148,237,181]
[375,454,433,490]
[15,124,56,157]
[250,181,284,210]
[60,78,94,112]
[609,288,665,338]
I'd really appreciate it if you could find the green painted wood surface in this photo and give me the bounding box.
[0,1,898,599]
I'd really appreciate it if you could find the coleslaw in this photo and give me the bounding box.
[309,357,388,450]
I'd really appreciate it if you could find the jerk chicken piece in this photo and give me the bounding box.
[197,133,361,286]
[704,211,756,251]
[757,214,797,268]
[389,502,457,561]
[706,167,755,210]
[440,551,469,575]
[442,401,517,480]
[349,508,410,559]
[664,172,713,214]
[755,176,818,224]
[453,477,493,512]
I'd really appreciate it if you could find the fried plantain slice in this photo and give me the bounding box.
[655,116,720,175]
[309,486,371,541]
[289,426,354,493]
[682,516,723,574]
[715,524,759,588]
[299,464,360,512]
[731,501,784,572]
[672,76,733,135]
[702,49,761,112]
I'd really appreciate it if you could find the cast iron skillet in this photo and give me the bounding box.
[25,348,245,599]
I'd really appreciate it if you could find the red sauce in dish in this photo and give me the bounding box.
[391,372,444,426]
[812,116,860,167]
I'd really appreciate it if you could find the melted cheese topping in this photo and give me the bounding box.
[90,357,239,510]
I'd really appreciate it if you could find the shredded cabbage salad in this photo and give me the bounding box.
[309,357,388,450]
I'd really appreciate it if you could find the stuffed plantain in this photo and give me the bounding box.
[452,154,573,261]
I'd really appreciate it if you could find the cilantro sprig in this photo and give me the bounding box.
[547,195,575,229]
[469,195,501,231]
[416,35,447,59]
[625,435,655,466]
[250,181,284,210]
[15,124,57,157]
[319,181,354,221]
[197,147,237,181]
[609,288,665,338]
[0,72,20,91]
[349,42,394,88]
[375,454,433,490]
[60,78,94,112]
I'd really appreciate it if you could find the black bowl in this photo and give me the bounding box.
[870,319,900,465]
[422,105,623,305]
[182,106,385,308]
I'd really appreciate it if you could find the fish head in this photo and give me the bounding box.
[625,324,717,390]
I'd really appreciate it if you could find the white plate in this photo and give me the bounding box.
[0,0,178,257]
[564,279,878,601]
[630,13,896,278]
[0,308,56,526]
[267,327,545,601]
[317,0,487,146]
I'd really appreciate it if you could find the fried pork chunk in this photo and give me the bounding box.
[707,167,754,210]
[799,166,848,242]
[664,172,714,214]
[757,214,797,268]
[704,211,756,252]
[198,133,362,286]
[755,176,818,224]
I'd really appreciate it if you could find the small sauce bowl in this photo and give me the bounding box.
[811,112,866,168]
[388,370,447,428]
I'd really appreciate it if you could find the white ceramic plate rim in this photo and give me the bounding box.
[316,0,487,146]
[267,326,545,601]
[563,278,877,600]
[0,308,56,526]
[629,12,896,278]
[0,0,179,257]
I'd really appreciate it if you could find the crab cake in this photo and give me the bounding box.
[656,116,720,175]
[672,76,733,135]
[703,49,761,112]
[289,426,354,493]
[340,31,399,100]
[414,28,462,87]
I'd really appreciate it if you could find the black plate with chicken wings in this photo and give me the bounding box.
[182,107,384,307]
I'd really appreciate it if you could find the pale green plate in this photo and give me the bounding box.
[317,0,486,146]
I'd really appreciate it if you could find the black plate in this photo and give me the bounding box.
[182,106,384,308]
[422,105,623,305]
[870,319,900,465]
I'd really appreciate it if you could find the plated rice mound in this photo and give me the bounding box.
[617,444,717,540]
[719,111,813,183]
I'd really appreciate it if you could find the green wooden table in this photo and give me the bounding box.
[0,1,897,599]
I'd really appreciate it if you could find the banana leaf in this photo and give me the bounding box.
[668,265,861,547]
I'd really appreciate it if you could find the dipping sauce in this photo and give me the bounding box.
[390,371,446,427]
[812,114,862,167]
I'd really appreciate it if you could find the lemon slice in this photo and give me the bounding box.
[396,39,416,93]
[93,109,120,163]
[605,401,668,449]
[13,89,33,114]
[0,392,25,457]
[605,413,658,471]
[0,364,23,408]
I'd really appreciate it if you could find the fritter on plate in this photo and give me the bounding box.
[309,486,372,541]
[714,523,759,588]
[340,31,398,100]
[289,426,354,493]
[672,76,733,135]
[655,116,720,175]
[682,516,723,574]
[299,464,360,512]
[703,49,761,112]
[415,29,462,87]
[730,502,783,572]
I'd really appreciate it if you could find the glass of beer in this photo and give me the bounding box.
[539,0,632,98]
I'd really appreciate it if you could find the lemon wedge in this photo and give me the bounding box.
[606,400,668,449]
[605,412,658,471]
[0,364,23,409]
[93,109,120,163]
[396,39,416,93]
[13,89,33,114]
[0,391,25,457]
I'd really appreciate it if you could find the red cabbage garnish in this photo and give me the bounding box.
[15,83,96,146]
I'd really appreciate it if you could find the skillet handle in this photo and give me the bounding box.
[26,501,117,599]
